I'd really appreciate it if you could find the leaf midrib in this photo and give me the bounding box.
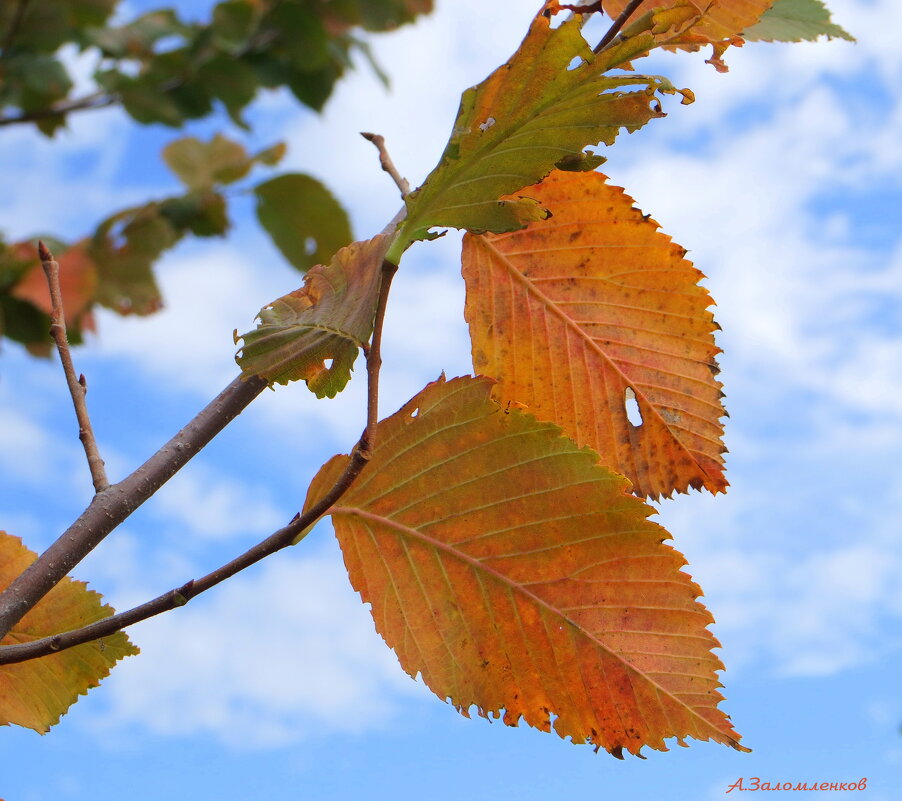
[474,234,722,489]
[331,504,740,747]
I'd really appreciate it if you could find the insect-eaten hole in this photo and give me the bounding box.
[624,386,643,427]
[323,358,333,370]
[409,406,419,419]
[567,55,585,71]
[479,116,496,132]
[304,237,317,256]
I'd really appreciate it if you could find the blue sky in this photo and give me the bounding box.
[1,1,901,799]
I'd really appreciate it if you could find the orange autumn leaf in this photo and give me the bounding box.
[603,0,775,43]
[10,241,98,326]
[0,531,138,733]
[462,170,726,499]
[305,376,745,756]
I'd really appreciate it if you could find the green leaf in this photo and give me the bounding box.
[90,205,179,314]
[82,9,190,57]
[743,0,854,42]
[0,240,37,289]
[0,0,117,52]
[0,531,139,733]
[162,134,252,189]
[269,3,330,71]
[397,6,694,248]
[286,63,342,111]
[254,173,353,272]
[2,54,74,132]
[319,0,434,32]
[159,191,230,237]
[0,294,50,348]
[196,54,259,125]
[212,0,257,52]
[118,77,184,127]
[236,235,388,397]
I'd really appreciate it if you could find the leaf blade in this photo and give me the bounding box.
[235,234,388,397]
[0,531,139,733]
[254,173,353,273]
[603,0,776,42]
[307,376,744,755]
[398,6,694,243]
[462,170,727,499]
[743,0,854,42]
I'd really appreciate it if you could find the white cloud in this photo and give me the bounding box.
[149,463,285,542]
[90,544,426,748]
[89,243,287,395]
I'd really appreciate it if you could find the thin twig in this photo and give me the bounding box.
[0,91,116,127]
[39,241,109,494]
[361,132,411,196]
[594,0,646,53]
[0,373,268,641]
[558,2,603,14]
[0,261,400,665]
[0,0,30,57]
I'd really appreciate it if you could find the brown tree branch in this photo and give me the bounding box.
[38,241,109,494]
[594,0,646,52]
[0,260,400,664]
[0,373,268,641]
[361,132,411,196]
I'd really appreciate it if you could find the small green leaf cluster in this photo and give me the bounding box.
[0,0,431,357]
[0,0,433,133]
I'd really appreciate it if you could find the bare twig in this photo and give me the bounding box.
[594,0,646,52]
[0,373,268,641]
[361,132,411,196]
[364,259,398,438]
[0,91,117,127]
[0,261,400,664]
[559,2,603,14]
[39,241,109,494]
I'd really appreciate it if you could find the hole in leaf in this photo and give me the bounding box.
[409,407,419,419]
[624,387,643,427]
[479,116,496,132]
[304,237,317,256]
[323,358,333,370]
[567,55,584,71]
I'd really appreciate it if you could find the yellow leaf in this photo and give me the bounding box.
[0,532,139,733]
